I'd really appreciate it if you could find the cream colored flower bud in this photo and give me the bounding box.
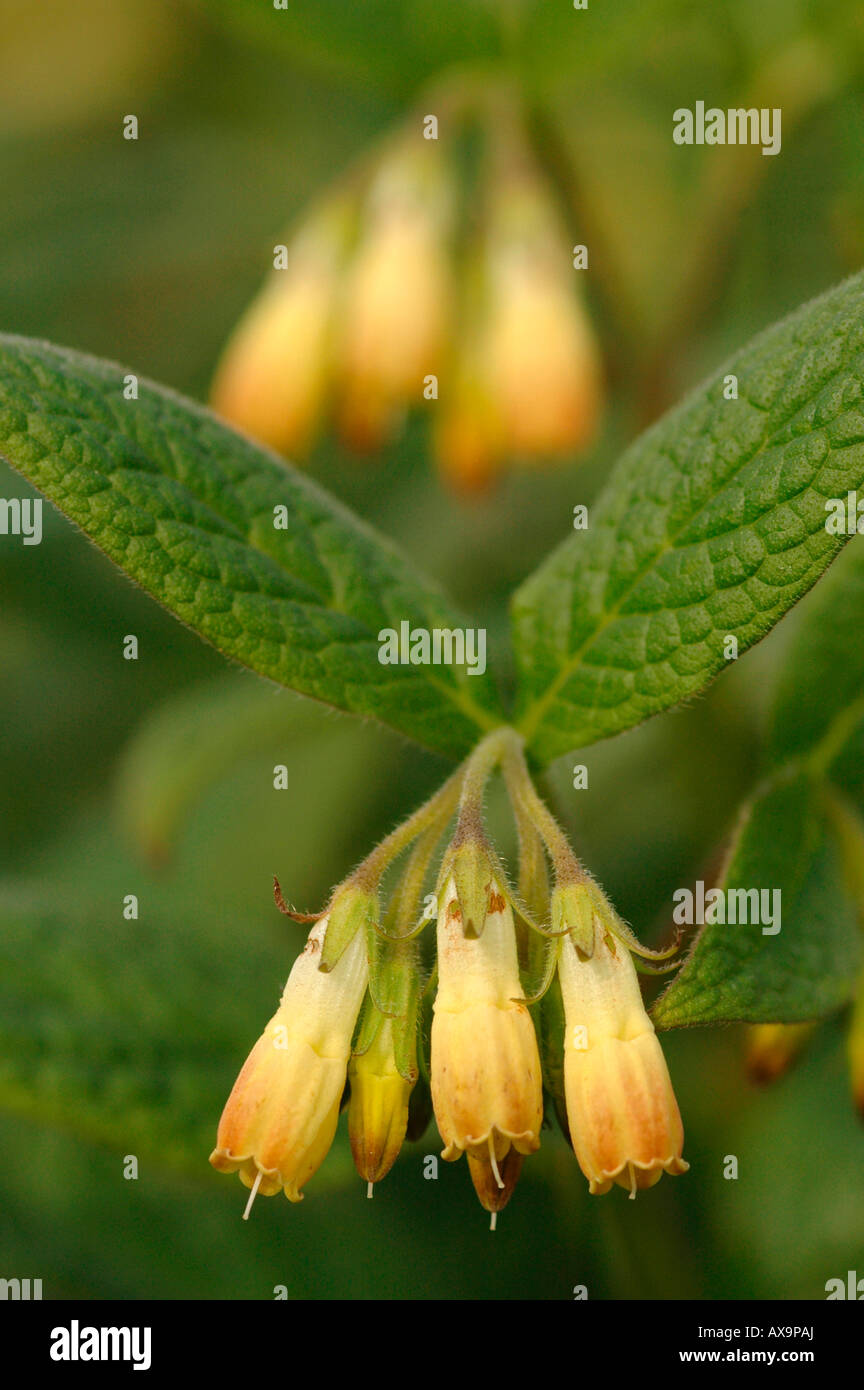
[485,248,602,461]
[559,924,688,1195]
[211,206,348,456]
[209,917,368,1203]
[338,151,452,450]
[431,876,543,1176]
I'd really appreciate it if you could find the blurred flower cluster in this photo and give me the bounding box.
[746,996,864,1115]
[210,728,686,1221]
[210,88,603,493]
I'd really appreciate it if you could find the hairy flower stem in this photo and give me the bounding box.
[500,738,586,886]
[454,726,523,834]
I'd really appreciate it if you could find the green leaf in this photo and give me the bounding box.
[0,889,258,1175]
[652,774,862,1028]
[652,540,864,1030]
[513,271,864,765]
[203,0,683,101]
[0,334,502,758]
[113,673,367,865]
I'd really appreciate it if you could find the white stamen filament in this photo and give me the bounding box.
[243,1167,264,1221]
[488,1135,505,1190]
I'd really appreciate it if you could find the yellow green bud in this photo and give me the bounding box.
[348,1012,414,1187]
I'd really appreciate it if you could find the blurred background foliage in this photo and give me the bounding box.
[1,0,864,1299]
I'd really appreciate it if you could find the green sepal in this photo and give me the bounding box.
[366,926,420,1029]
[352,992,386,1057]
[437,837,495,938]
[551,880,595,958]
[320,884,377,972]
[390,1005,420,1083]
[519,936,561,1005]
[352,990,418,1083]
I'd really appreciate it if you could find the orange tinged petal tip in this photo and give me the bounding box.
[208,1148,286,1199]
[433,403,503,496]
[586,1154,690,1197]
[440,1124,541,1163]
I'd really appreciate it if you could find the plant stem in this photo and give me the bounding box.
[500,739,585,883]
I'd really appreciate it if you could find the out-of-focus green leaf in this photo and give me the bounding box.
[0,888,356,1192]
[769,537,864,769]
[652,541,864,1029]
[715,1024,864,1297]
[114,674,360,864]
[652,774,861,1027]
[0,334,503,758]
[202,0,686,98]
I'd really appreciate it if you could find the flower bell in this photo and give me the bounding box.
[430,852,543,1207]
[337,140,452,452]
[745,1022,816,1085]
[209,912,368,1208]
[558,914,688,1196]
[482,233,601,463]
[210,194,352,456]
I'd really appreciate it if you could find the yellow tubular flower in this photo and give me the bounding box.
[431,875,543,1180]
[338,152,452,451]
[210,208,347,457]
[209,918,368,1205]
[485,247,602,461]
[559,923,688,1196]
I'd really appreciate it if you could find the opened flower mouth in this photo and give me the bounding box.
[210,727,686,1221]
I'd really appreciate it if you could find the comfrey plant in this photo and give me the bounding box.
[3,269,864,1221]
[210,727,686,1216]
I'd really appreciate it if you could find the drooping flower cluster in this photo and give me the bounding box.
[210,727,688,1221]
[209,83,603,494]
